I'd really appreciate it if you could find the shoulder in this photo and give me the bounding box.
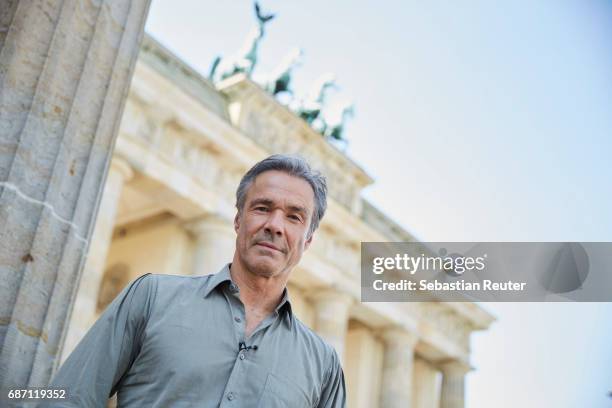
[140,273,206,287]
[137,273,210,299]
[121,273,210,311]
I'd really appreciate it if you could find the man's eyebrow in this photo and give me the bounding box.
[249,198,273,207]
[249,198,308,215]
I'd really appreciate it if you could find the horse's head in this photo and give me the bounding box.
[318,73,337,91]
[287,47,303,66]
[310,73,337,102]
[279,47,303,73]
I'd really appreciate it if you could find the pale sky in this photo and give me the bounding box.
[144,1,612,406]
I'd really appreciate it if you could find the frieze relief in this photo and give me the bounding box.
[310,227,360,277]
[122,99,158,146]
[121,105,240,205]
[419,303,472,351]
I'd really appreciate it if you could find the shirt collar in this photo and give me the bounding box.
[201,263,234,298]
[202,264,294,327]
[276,287,294,327]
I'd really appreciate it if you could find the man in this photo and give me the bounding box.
[44,154,346,407]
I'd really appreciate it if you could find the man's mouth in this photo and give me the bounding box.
[255,242,283,252]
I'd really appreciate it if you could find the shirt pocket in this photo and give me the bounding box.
[257,372,311,408]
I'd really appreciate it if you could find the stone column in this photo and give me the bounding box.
[345,324,384,408]
[412,357,439,408]
[439,360,471,408]
[310,290,353,362]
[185,214,235,275]
[0,0,152,388]
[379,328,419,408]
[61,158,133,363]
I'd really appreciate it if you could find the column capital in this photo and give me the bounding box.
[439,359,472,376]
[379,326,419,349]
[307,288,354,307]
[185,213,236,276]
[184,213,235,238]
[109,157,134,182]
[439,359,470,408]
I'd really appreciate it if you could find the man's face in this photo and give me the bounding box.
[234,170,315,278]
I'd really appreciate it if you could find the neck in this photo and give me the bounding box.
[229,257,287,314]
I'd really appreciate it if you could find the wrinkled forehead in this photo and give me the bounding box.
[246,171,315,212]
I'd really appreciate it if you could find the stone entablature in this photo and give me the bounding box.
[136,34,374,218]
[360,199,418,242]
[216,74,373,215]
[139,35,229,121]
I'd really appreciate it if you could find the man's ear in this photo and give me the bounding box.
[304,232,313,251]
[234,212,241,233]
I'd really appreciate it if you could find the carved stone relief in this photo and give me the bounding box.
[419,303,472,351]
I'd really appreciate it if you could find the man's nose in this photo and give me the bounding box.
[263,210,284,236]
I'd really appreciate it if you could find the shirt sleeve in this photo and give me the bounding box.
[317,348,347,408]
[41,274,155,407]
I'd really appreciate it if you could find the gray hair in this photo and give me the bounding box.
[236,154,328,238]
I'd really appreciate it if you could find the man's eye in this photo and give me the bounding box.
[289,215,302,221]
[255,206,268,212]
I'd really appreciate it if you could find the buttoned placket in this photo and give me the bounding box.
[219,281,281,406]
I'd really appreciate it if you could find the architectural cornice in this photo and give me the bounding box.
[139,34,229,120]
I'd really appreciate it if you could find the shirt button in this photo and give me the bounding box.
[239,353,245,360]
[234,316,241,323]
[229,283,239,293]
[227,392,235,401]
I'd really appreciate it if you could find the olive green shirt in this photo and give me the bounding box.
[45,265,346,407]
